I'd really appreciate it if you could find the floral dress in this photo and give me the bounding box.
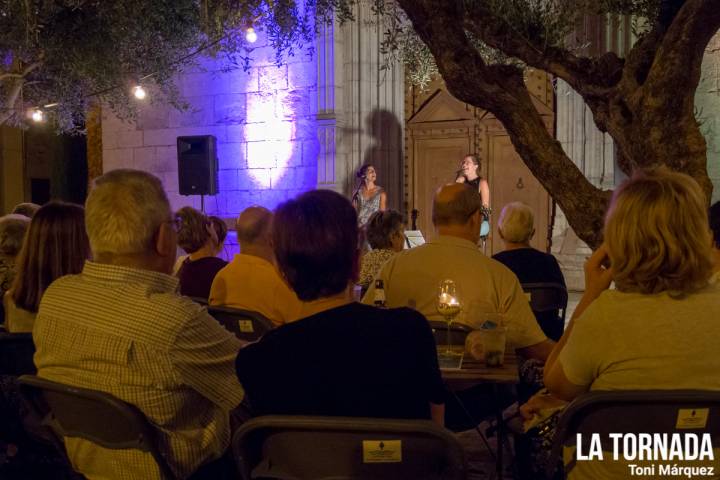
[356,187,384,226]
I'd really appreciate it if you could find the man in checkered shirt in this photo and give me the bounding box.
[33,169,244,479]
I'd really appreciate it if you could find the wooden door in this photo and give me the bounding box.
[488,135,550,255]
[413,136,470,239]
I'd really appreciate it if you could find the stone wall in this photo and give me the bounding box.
[102,30,319,257]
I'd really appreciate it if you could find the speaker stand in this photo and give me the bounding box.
[200,194,205,213]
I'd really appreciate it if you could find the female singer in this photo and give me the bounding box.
[456,154,491,236]
[352,164,387,226]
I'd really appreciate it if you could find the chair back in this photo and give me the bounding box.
[429,320,473,346]
[521,282,568,341]
[0,332,36,375]
[232,415,468,480]
[549,390,720,478]
[18,375,175,479]
[207,306,273,342]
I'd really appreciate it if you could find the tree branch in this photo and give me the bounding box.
[396,0,610,247]
[461,2,624,97]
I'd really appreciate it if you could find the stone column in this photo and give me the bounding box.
[338,0,405,209]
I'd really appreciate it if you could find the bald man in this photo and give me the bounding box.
[363,183,553,362]
[209,206,304,325]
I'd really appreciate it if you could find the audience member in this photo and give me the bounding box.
[11,202,40,218]
[33,170,244,479]
[364,183,553,361]
[528,169,720,479]
[210,206,304,325]
[0,214,30,326]
[5,203,89,333]
[709,200,720,274]
[175,206,228,299]
[492,202,566,341]
[236,190,445,423]
[357,209,405,291]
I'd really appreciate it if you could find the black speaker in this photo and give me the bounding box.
[177,135,218,195]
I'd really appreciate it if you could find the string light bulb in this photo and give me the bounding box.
[132,85,147,100]
[245,27,257,43]
[31,109,44,122]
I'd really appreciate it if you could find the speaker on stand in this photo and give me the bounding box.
[177,135,218,212]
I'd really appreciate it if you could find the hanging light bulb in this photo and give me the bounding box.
[132,85,147,100]
[31,109,44,122]
[245,27,257,44]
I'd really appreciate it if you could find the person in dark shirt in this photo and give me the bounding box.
[236,189,446,424]
[492,202,566,341]
[175,207,227,299]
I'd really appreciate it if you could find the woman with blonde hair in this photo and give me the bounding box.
[4,202,90,332]
[524,168,720,479]
[175,207,227,299]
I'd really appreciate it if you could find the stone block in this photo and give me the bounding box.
[133,147,156,171]
[180,72,230,97]
[217,142,246,169]
[259,65,289,91]
[240,169,271,189]
[161,171,179,193]
[218,169,240,191]
[226,124,246,143]
[245,121,293,142]
[302,138,320,166]
[273,166,316,190]
[292,118,319,141]
[214,94,247,125]
[144,129,179,147]
[102,148,133,172]
[153,146,177,172]
[227,69,259,94]
[176,126,228,143]
[116,130,144,149]
[169,96,214,128]
[247,46,280,66]
[247,141,277,169]
[137,105,171,130]
[278,89,317,118]
[246,92,277,123]
[288,63,317,89]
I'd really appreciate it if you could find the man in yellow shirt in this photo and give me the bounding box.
[210,206,304,325]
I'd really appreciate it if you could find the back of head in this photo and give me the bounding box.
[273,190,358,301]
[11,202,41,218]
[498,202,534,243]
[709,201,720,249]
[236,206,272,248]
[209,216,228,245]
[366,209,404,250]
[176,207,211,254]
[11,201,90,312]
[605,168,713,296]
[0,214,30,257]
[85,169,170,257]
[432,183,481,227]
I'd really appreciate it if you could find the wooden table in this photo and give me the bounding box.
[439,347,520,478]
[439,346,519,389]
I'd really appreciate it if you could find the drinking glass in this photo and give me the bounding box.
[437,279,462,355]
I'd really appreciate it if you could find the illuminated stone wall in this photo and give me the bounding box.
[102,30,318,219]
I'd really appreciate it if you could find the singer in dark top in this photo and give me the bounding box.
[456,154,491,236]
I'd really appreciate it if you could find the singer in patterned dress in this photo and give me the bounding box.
[352,164,387,226]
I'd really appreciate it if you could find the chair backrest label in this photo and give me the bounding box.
[237,320,254,333]
[676,408,709,429]
[362,440,402,463]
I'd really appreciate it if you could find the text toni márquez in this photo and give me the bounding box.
[576,433,716,478]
